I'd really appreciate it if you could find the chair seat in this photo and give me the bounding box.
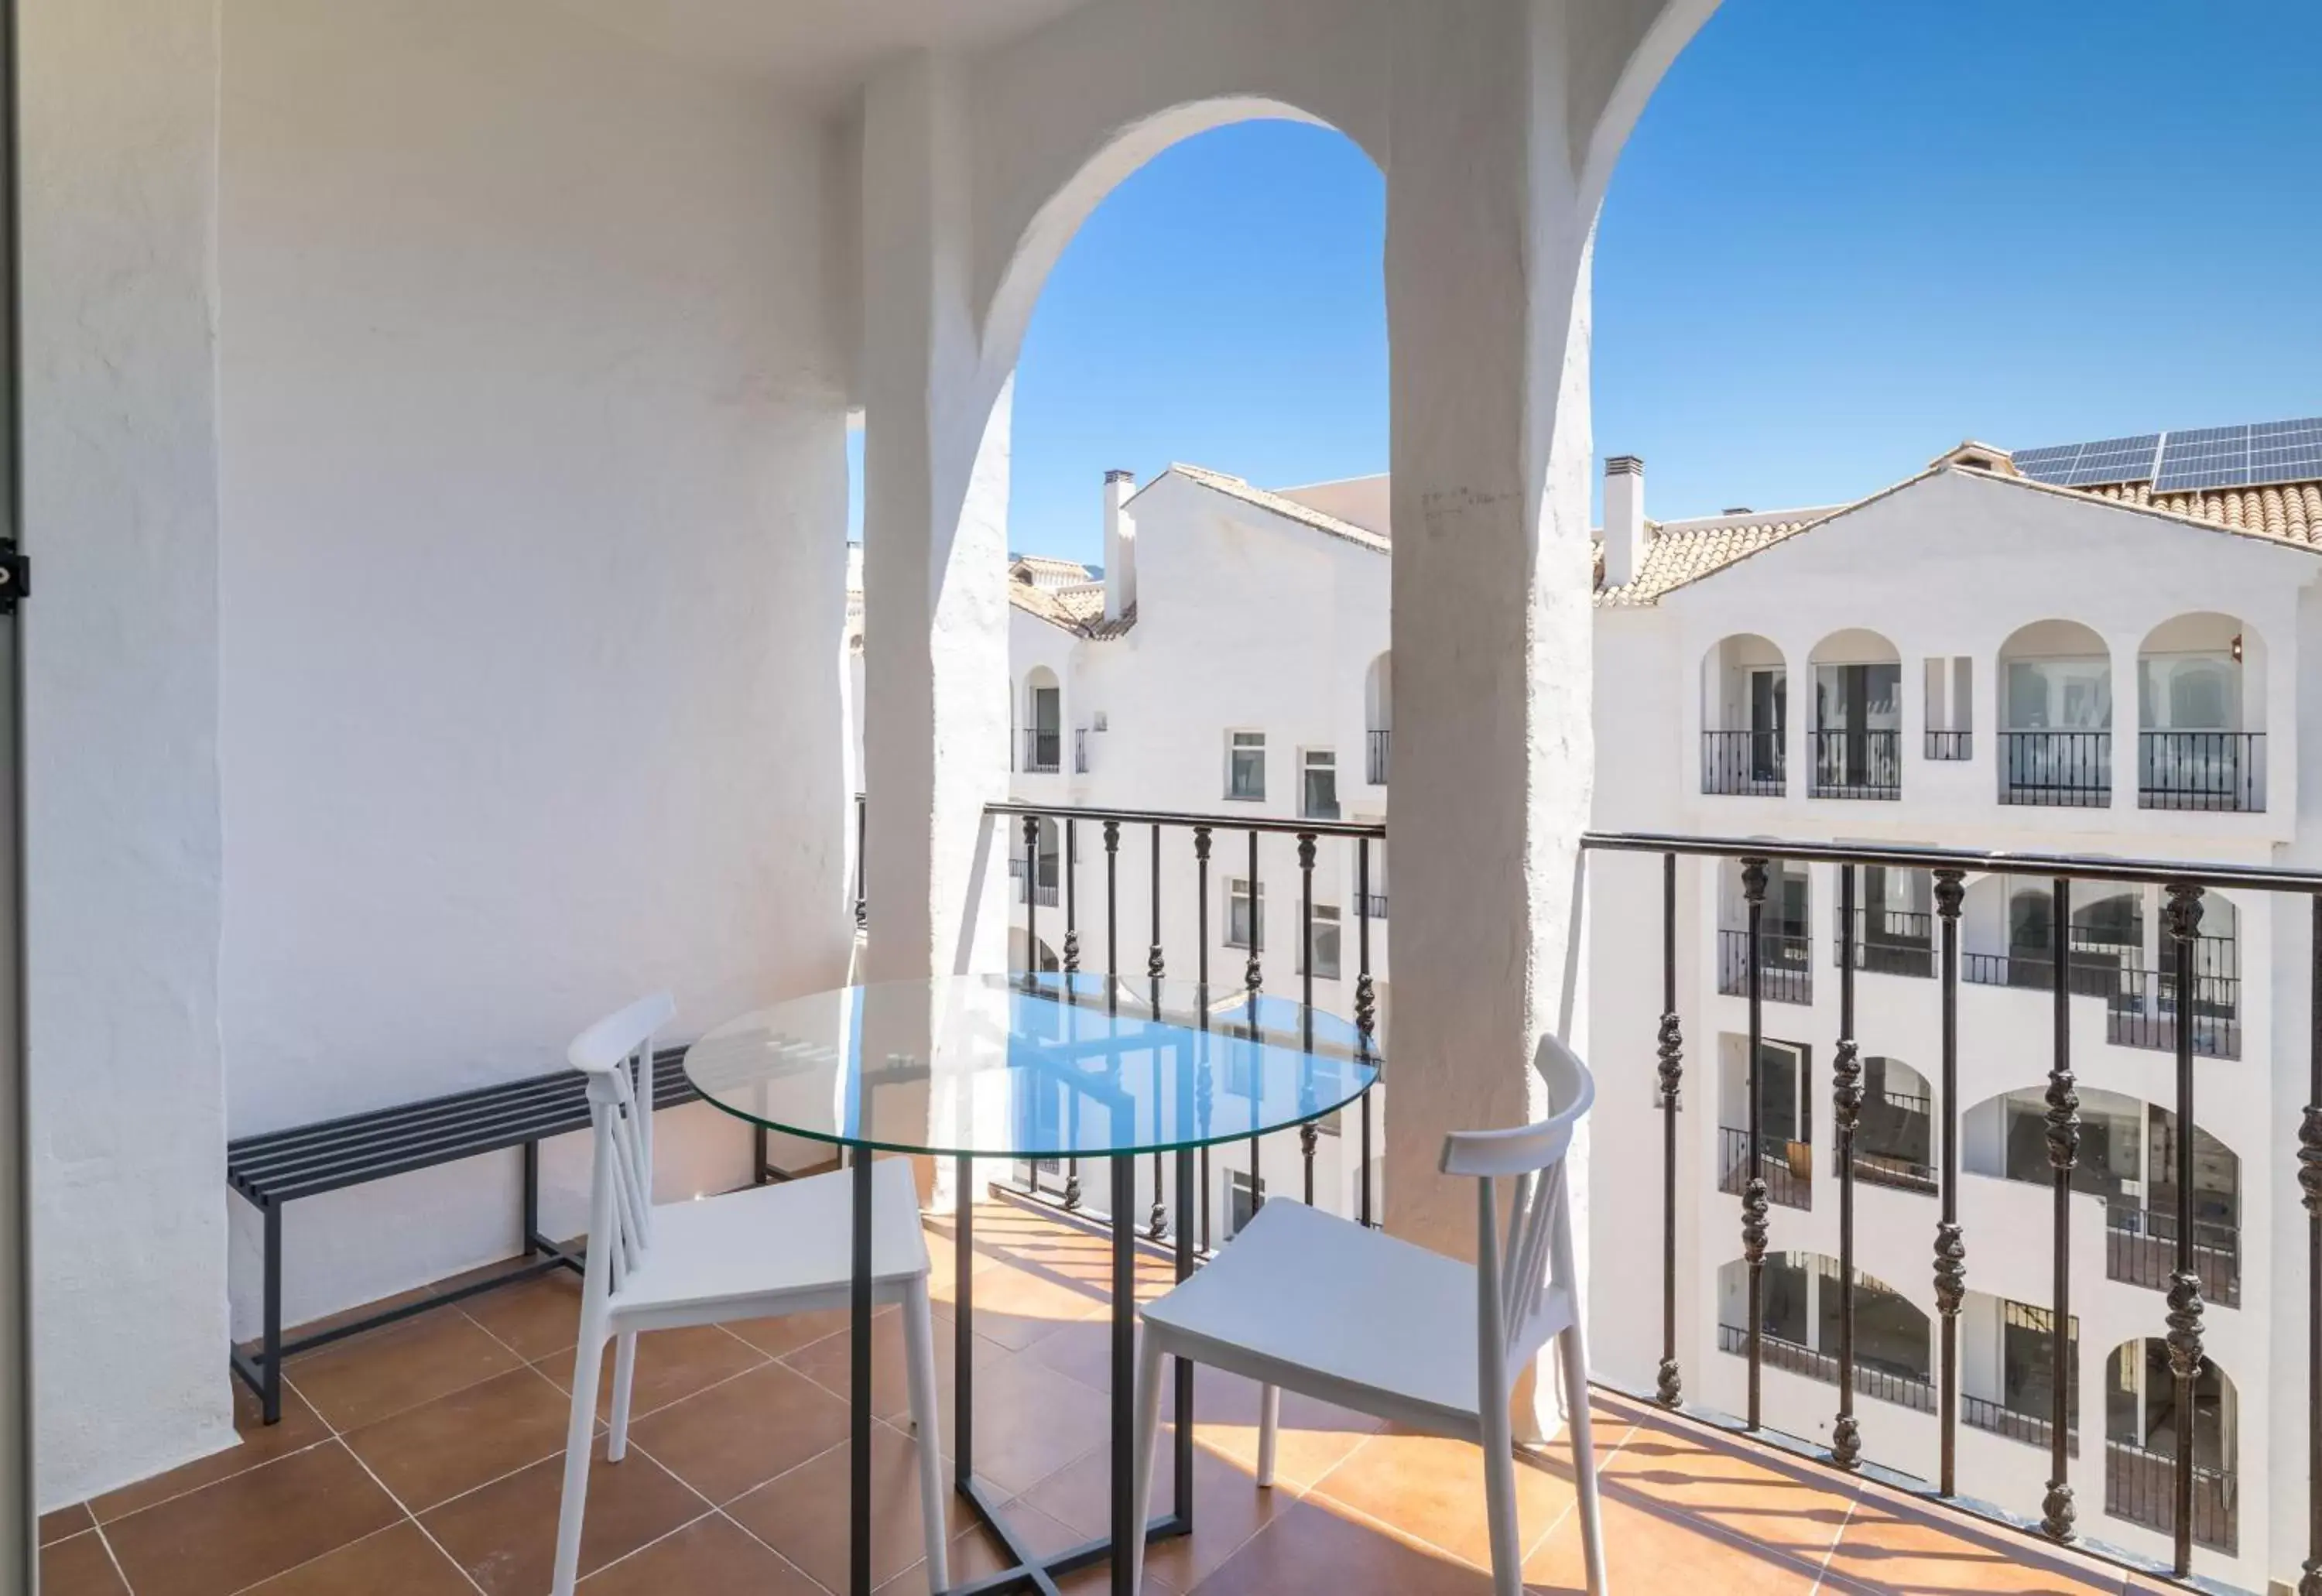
[614,1156,927,1316]
[1141,1199,1572,1432]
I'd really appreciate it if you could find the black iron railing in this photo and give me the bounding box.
[1367,728,1389,786]
[2105,1440,2236,1556]
[1074,728,1090,775]
[1718,929,1810,1004]
[1926,729,1973,761]
[1702,729,1784,796]
[1959,953,2240,1060]
[1837,906,1934,978]
[987,800,1385,1246]
[2139,731,2263,813]
[1963,1393,2078,1456]
[853,791,867,929]
[1811,728,1900,800]
[1718,1126,1810,1211]
[1022,728,1062,774]
[2000,730,2111,807]
[1715,1324,1934,1413]
[2107,1207,2240,1310]
[1363,892,1387,922]
[1583,827,2317,1586]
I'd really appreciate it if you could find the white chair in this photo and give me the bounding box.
[1128,1034,1608,1596]
[551,995,949,1596]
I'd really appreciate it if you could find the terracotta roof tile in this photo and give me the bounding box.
[2077,478,2322,544]
[1594,509,1842,607]
[1154,464,1392,553]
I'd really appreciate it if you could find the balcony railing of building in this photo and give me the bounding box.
[1702,729,1784,796]
[1074,727,1090,775]
[1926,729,1974,761]
[2108,1206,2241,1310]
[1581,827,2311,1586]
[1855,1088,1937,1195]
[1718,1126,1810,1211]
[1718,928,1811,1005]
[2106,1440,2236,1556]
[1006,856,1060,908]
[2000,729,2111,807]
[1836,906,1935,978]
[1366,728,1389,786]
[1810,728,1901,800]
[1363,892,1387,922]
[1962,1392,2080,1457]
[985,800,1384,1246]
[2140,731,2263,813]
[1022,727,1062,774]
[1715,1324,1934,1413]
[1959,950,2241,1060]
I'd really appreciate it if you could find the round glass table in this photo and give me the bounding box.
[685,971,1382,1596]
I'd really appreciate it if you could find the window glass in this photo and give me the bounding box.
[1301,749,1340,820]
[1228,731,1265,800]
[1300,904,1343,981]
[1226,878,1263,950]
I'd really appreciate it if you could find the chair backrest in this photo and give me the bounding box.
[1438,1033,1596,1388]
[568,994,673,1301]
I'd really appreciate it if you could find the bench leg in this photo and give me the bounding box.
[522,1139,540,1255]
[262,1200,283,1425]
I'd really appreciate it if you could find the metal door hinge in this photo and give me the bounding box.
[0,539,25,613]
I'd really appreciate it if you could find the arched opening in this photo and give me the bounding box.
[1021,666,1061,773]
[2105,1340,2238,1553]
[1008,816,1061,912]
[1807,628,1901,800]
[1962,1084,2240,1307]
[2137,612,2265,811]
[1716,1252,1930,1410]
[1842,865,1935,978]
[1364,650,1392,786]
[1700,633,1786,796]
[1854,1057,1934,1194]
[1997,620,2111,807]
[1717,855,1810,1004]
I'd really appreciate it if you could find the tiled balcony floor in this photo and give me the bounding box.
[42,1200,2166,1596]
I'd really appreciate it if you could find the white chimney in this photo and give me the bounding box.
[1103,469,1137,620]
[1602,455,1646,589]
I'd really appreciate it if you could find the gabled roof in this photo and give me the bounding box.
[1009,576,1135,638]
[1141,463,1392,553]
[1594,504,1846,608]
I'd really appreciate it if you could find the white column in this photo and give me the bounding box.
[2110,629,2142,811]
[860,53,1012,988]
[1382,0,1597,1259]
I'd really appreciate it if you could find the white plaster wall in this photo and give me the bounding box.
[22,0,238,1509]
[215,0,853,1332]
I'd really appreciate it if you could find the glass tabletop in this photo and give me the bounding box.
[682,971,1381,1159]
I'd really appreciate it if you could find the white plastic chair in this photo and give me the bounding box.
[551,995,949,1596]
[1127,1033,1608,1595]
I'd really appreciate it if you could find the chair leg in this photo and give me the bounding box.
[1559,1324,1609,1595]
[1255,1382,1281,1488]
[900,1278,950,1593]
[606,1331,639,1462]
[1127,1332,1166,1595]
[1478,1385,1524,1596]
[551,1317,608,1596]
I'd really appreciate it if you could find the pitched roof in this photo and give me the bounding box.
[2076,478,2322,544]
[1009,576,1135,638]
[1145,463,1392,553]
[1594,505,1845,608]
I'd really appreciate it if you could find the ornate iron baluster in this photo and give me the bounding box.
[1021,813,1040,988]
[1657,851,1683,1409]
[1149,822,1166,1240]
[1357,835,1376,1229]
[1196,825,1212,1252]
[2302,893,2322,1596]
[1741,857,1769,1431]
[1298,833,1318,1206]
[1062,820,1081,1211]
[1104,820,1122,984]
[1934,867,1965,1497]
[2164,881,2207,1578]
[1831,864,1861,1468]
[854,793,867,929]
[1246,827,1262,1212]
[2043,876,2078,1542]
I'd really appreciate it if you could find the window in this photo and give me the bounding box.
[1226,878,1263,950]
[1296,904,1343,981]
[1923,657,1974,758]
[1228,1170,1266,1237]
[1227,730,1265,800]
[1300,749,1340,820]
[2006,658,2109,730]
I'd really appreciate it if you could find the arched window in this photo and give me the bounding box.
[1997,620,2111,807]
[2138,613,2263,810]
[1807,628,1902,799]
[1701,635,1786,795]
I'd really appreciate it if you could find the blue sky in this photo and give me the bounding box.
[855,0,2322,563]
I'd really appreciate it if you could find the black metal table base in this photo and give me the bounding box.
[844,1146,1196,1595]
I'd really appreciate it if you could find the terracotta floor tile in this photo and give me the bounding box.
[580,1512,823,1594]
[724,1421,975,1591]
[342,1365,577,1511]
[1820,1498,2122,1594]
[1308,1426,1578,1572]
[290,1310,526,1432]
[40,1501,93,1545]
[728,1303,889,1359]
[457,1271,586,1362]
[270,1287,440,1347]
[1173,1365,1386,1492]
[625,1361,851,1505]
[537,1323,768,1423]
[778,1298,1008,1424]
[875,1500,1087,1596]
[91,1381,332,1522]
[1022,1423,1293,1592]
[420,1437,707,1596]
[101,1440,402,1596]
[238,1520,475,1594]
[1190,1496,1499,1596]
[39,1530,128,1596]
[942,1351,1115,1496]
[932,1255,1109,1351]
[1522,1485,1823,1596]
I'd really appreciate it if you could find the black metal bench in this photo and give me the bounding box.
[226,1050,783,1423]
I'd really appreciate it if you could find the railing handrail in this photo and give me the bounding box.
[1583,828,2322,893]
[988,799,1385,841]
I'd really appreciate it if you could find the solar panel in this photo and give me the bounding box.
[2005,435,2159,488]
